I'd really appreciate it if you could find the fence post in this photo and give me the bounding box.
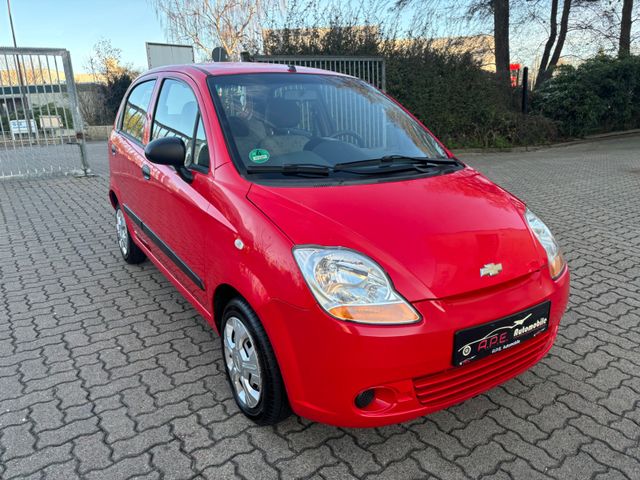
[522,67,529,115]
[61,49,90,175]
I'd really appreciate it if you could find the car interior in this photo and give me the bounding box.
[218,84,380,167]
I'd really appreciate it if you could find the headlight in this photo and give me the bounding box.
[292,247,420,324]
[525,209,566,279]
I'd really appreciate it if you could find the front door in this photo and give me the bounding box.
[144,76,212,309]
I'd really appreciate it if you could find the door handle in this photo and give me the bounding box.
[141,164,151,180]
[111,144,117,155]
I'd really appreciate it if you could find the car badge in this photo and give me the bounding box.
[480,263,503,277]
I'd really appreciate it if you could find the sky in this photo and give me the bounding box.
[0,0,167,72]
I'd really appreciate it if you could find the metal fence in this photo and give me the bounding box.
[252,55,386,91]
[0,47,89,179]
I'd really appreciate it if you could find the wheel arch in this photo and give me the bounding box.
[109,190,119,209]
[213,283,244,334]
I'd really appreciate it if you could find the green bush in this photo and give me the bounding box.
[383,46,557,148]
[532,54,640,137]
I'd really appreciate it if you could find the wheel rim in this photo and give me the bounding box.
[116,209,129,256]
[223,316,262,409]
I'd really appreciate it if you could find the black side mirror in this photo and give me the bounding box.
[144,136,193,182]
[144,137,186,167]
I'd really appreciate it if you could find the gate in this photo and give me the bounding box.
[251,55,386,91]
[0,47,89,179]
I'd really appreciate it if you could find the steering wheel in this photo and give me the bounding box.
[328,130,365,147]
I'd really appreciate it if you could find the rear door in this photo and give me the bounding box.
[110,78,157,248]
[144,75,212,307]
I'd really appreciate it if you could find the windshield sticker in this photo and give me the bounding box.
[249,149,270,164]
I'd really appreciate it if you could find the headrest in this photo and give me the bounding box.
[265,98,301,129]
[227,116,250,137]
[181,101,197,119]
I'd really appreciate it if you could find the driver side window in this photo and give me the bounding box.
[152,78,209,170]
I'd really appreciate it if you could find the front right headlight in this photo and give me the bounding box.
[525,209,566,279]
[292,246,421,325]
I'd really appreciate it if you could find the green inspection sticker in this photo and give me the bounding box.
[248,149,270,164]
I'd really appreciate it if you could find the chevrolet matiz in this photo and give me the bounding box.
[109,62,570,427]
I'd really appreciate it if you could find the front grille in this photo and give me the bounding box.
[413,331,552,408]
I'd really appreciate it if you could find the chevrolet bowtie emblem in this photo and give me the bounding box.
[480,263,503,277]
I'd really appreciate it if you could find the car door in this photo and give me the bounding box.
[145,75,212,308]
[110,78,158,250]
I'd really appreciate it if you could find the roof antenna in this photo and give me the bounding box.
[287,64,297,72]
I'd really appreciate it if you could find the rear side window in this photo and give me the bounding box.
[152,79,209,169]
[120,80,156,143]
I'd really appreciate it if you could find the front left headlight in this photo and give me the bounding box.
[525,208,566,279]
[292,246,421,325]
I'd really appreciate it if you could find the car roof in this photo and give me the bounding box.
[145,61,348,78]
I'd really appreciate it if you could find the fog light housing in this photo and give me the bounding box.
[354,389,375,409]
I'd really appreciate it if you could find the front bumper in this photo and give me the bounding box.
[262,267,570,428]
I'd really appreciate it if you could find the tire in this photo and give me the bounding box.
[115,206,146,264]
[221,297,291,425]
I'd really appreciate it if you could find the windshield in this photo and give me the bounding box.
[208,73,453,183]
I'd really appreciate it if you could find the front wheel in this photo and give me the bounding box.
[221,298,291,425]
[115,206,146,264]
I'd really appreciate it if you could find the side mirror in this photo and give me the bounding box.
[144,137,186,167]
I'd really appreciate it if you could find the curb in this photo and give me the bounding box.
[452,129,640,155]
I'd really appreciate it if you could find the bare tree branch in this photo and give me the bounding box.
[150,0,284,60]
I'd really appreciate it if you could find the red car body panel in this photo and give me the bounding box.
[247,167,545,301]
[108,63,570,427]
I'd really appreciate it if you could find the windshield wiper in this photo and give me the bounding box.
[246,164,331,176]
[245,156,461,178]
[334,155,460,171]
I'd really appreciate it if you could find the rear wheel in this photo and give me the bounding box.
[221,297,291,425]
[115,207,146,264]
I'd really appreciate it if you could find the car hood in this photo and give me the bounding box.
[247,169,544,301]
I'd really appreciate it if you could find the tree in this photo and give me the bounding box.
[620,0,634,56]
[151,0,283,60]
[535,0,572,88]
[493,0,511,88]
[395,0,512,87]
[83,39,138,124]
[87,39,136,84]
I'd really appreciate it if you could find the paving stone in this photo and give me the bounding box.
[546,451,608,480]
[111,425,172,461]
[2,443,73,478]
[276,445,337,479]
[327,434,381,477]
[456,441,515,478]
[150,441,194,480]
[363,457,428,480]
[1,138,640,479]
[232,448,280,480]
[0,421,36,460]
[84,453,153,480]
[368,430,424,466]
[73,431,113,474]
[538,425,592,460]
[37,416,99,448]
[193,433,254,471]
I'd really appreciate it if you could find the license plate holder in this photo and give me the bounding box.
[453,301,551,367]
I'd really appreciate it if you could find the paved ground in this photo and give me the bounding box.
[0,141,86,180]
[1,137,639,479]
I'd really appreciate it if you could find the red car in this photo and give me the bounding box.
[109,63,569,427]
